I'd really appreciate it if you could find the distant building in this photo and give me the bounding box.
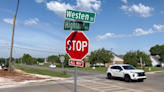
[149,55,163,67]
[44,58,48,63]
[107,55,124,67]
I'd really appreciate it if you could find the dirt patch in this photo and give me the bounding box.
[0,71,45,82]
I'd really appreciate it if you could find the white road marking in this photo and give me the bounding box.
[61,74,144,92]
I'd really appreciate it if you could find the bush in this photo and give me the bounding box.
[124,60,138,67]
[145,64,152,67]
[62,71,67,75]
[94,65,105,67]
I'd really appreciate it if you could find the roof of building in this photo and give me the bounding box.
[117,55,124,59]
[113,55,124,61]
[151,55,161,63]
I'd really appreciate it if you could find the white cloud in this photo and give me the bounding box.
[46,0,101,19]
[120,5,128,11]
[3,18,17,25]
[95,33,125,41]
[95,24,164,41]
[53,21,60,25]
[46,1,75,19]
[121,0,127,4]
[44,23,49,26]
[76,0,101,12]
[120,3,154,17]
[153,24,164,32]
[35,0,46,3]
[133,28,154,36]
[161,11,164,14]
[24,18,39,26]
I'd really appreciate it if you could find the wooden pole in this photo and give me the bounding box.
[8,13,16,72]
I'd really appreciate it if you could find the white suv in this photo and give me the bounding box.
[106,64,146,82]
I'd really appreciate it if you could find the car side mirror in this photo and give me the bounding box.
[119,69,122,71]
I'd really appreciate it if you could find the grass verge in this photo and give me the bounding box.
[13,65,71,78]
[138,67,164,72]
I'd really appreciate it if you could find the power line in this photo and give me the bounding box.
[14,46,64,54]
[15,0,19,20]
[0,45,63,54]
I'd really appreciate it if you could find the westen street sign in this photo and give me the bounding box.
[69,59,83,67]
[65,9,96,23]
[64,20,89,31]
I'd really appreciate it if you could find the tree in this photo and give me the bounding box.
[22,54,36,64]
[37,58,44,63]
[150,45,164,62]
[15,58,19,63]
[88,48,114,67]
[124,50,151,67]
[47,55,58,64]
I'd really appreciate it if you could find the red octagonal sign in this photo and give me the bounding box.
[65,31,89,60]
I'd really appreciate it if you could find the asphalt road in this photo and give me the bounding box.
[0,65,164,92]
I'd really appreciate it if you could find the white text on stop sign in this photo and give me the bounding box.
[67,40,87,51]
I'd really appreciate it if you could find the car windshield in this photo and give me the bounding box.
[122,66,136,70]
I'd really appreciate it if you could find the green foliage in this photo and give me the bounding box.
[47,55,58,64]
[36,58,44,63]
[62,71,67,75]
[124,50,152,67]
[22,54,37,64]
[150,44,164,62]
[88,48,114,67]
[125,60,138,67]
[15,58,19,63]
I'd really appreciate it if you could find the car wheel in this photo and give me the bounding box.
[124,75,131,82]
[107,73,112,79]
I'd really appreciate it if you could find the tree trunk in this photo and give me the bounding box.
[99,62,101,68]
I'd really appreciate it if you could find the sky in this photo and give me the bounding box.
[0,0,164,58]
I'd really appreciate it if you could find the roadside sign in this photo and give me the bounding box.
[64,20,89,31]
[59,56,65,63]
[69,59,83,67]
[65,31,89,60]
[65,9,96,23]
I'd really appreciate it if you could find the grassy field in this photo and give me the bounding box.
[138,67,164,72]
[13,65,71,78]
[33,65,49,67]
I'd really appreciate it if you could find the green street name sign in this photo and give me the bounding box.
[65,9,96,23]
[64,20,89,31]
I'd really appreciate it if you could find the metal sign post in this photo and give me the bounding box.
[140,57,142,69]
[74,66,77,92]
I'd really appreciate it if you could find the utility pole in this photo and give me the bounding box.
[21,57,22,65]
[8,0,20,72]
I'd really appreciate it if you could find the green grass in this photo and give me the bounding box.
[33,65,49,67]
[137,67,164,72]
[13,65,71,78]
[32,64,164,73]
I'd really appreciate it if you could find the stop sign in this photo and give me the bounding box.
[65,31,89,60]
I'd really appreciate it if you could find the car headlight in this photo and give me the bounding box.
[130,71,138,75]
